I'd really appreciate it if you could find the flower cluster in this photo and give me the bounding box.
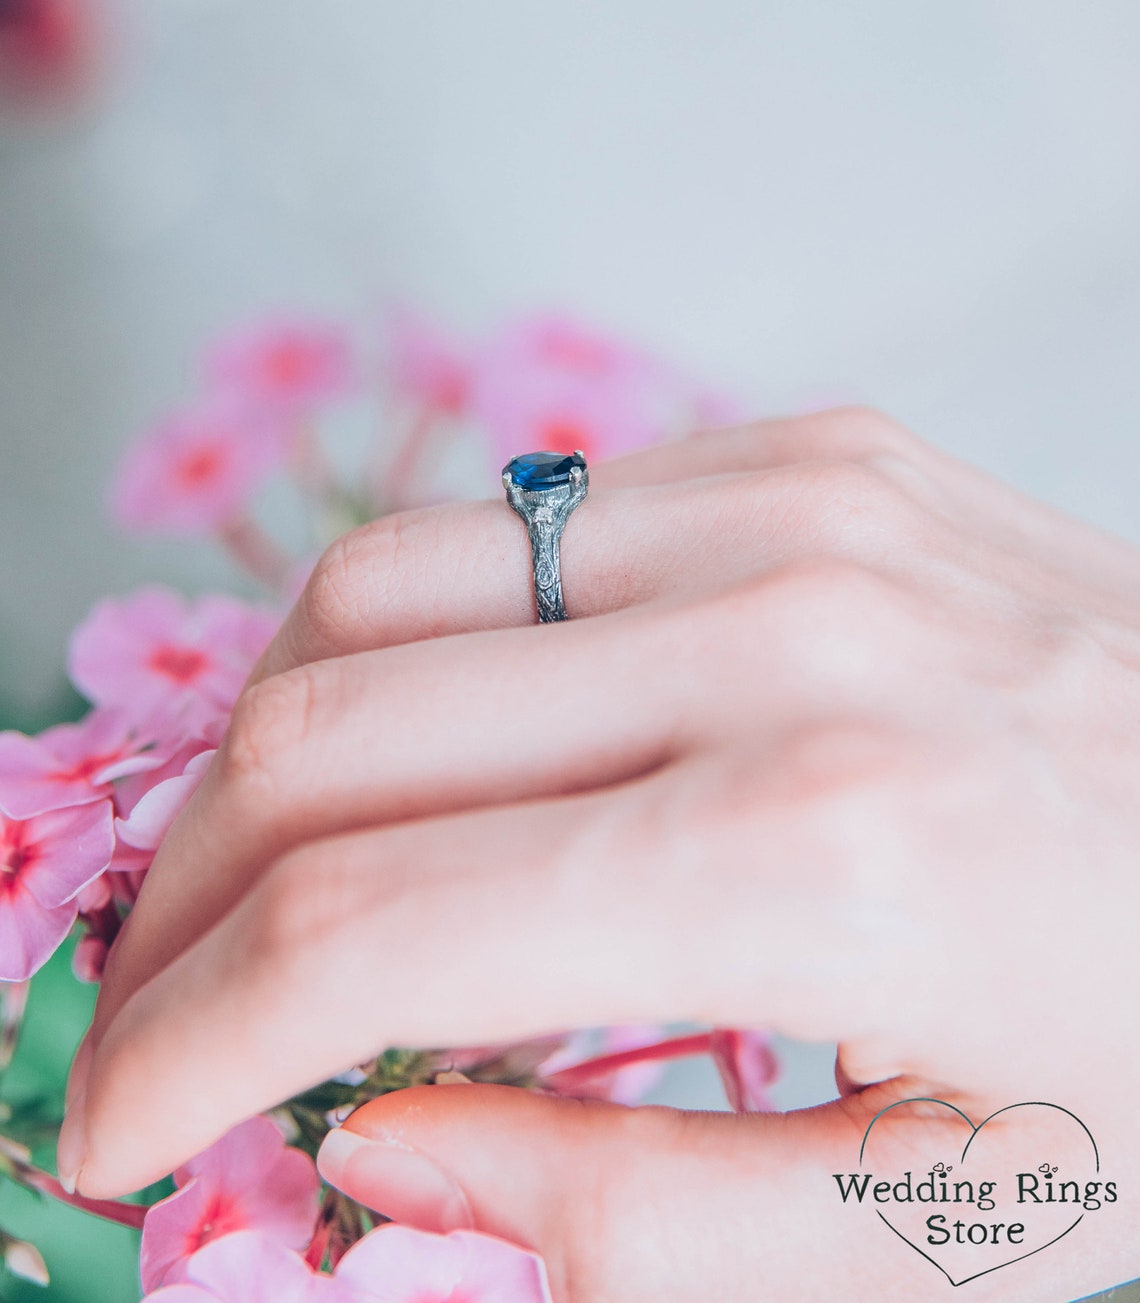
[0,589,277,983]
[136,1117,552,1301]
[147,1226,552,1303]
[109,309,723,551]
[0,308,771,1299]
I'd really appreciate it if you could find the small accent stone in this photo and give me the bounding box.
[504,450,586,491]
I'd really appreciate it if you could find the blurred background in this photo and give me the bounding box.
[2,2,1140,1298]
[4,0,1140,722]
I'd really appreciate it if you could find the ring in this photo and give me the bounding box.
[502,450,589,623]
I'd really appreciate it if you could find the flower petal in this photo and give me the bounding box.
[336,1225,553,1303]
[185,1232,351,1303]
[143,1286,220,1302]
[335,1224,461,1300]
[116,752,214,852]
[20,801,115,908]
[144,1118,320,1291]
[0,879,76,982]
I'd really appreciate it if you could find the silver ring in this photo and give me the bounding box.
[502,450,589,623]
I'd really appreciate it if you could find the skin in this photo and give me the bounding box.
[59,409,1140,1299]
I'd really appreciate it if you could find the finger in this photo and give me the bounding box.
[604,407,1140,607]
[72,758,889,1195]
[249,475,738,684]
[593,404,924,490]
[88,603,696,1058]
[312,1083,1129,1303]
[251,410,931,683]
[81,558,937,1159]
[90,455,924,1043]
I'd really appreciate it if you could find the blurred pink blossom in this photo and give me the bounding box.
[385,307,472,417]
[0,0,98,108]
[111,397,288,535]
[472,314,683,465]
[688,388,749,429]
[541,1024,669,1104]
[709,1028,778,1112]
[68,587,278,740]
[72,932,108,983]
[141,1117,321,1292]
[0,801,114,981]
[0,708,171,820]
[108,862,149,907]
[143,1225,553,1303]
[206,318,355,414]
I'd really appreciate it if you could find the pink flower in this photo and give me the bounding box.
[111,396,288,535]
[104,735,218,880]
[0,708,172,820]
[141,1117,321,1291]
[0,801,114,981]
[336,1223,554,1302]
[205,317,355,414]
[115,749,214,855]
[143,1225,553,1303]
[541,1025,669,1104]
[471,314,681,465]
[143,1233,343,1303]
[709,1028,778,1112]
[385,307,472,416]
[68,587,278,740]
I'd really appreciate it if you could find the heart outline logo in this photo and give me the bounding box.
[859,1098,1100,1287]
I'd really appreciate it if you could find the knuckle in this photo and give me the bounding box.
[703,721,900,834]
[809,404,919,459]
[302,528,372,652]
[218,666,319,797]
[694,558,916,706]
[301,513,419,652]
[750,556,903,636]
[792,458,923,548]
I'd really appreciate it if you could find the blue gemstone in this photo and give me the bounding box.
[504,450,586,491]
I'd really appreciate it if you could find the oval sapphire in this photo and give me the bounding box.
[504,450,586,491]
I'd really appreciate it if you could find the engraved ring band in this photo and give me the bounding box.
[502,450,589,623]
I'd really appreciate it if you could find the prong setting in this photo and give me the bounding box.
[502,452,589,622]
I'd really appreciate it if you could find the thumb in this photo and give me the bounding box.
[316,1081,1080,1303]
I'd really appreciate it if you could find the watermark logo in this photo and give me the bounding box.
[832,1099,1117,1286]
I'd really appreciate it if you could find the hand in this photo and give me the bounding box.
[62,409,1140,1300]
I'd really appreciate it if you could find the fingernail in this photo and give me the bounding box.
[56,1092,87,1195]
[317,1127,473,1233]
[58,1034,93,1193]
